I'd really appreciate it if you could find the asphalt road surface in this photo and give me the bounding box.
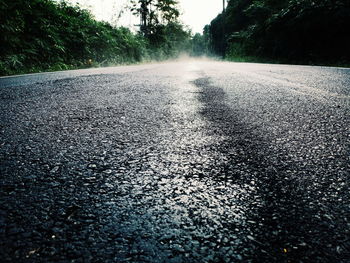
[1,60,349,262]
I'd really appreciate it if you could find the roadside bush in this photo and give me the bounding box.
[208,0,350,65]
[0,0,149,75]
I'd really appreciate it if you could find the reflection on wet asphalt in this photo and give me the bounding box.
[0,61,349,262]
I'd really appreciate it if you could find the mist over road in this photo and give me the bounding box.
[1,60,349,262]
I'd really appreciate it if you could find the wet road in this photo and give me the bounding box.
[0,60,349,262]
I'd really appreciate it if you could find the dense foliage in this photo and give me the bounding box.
[0,0,148,75]
[208,0,350,65]
[0,0,194,76]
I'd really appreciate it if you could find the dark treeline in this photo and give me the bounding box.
[3,0,345,75]
[0,0,197,76]
[208,0,350,65]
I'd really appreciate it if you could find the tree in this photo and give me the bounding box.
[208,0,350,64]
[131,0,180,36]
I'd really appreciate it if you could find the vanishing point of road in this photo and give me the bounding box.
[1,60,349,262]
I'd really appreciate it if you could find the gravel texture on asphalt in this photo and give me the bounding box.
[0,61,349,262]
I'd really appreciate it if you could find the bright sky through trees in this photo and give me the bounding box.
[64,0,223,33]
